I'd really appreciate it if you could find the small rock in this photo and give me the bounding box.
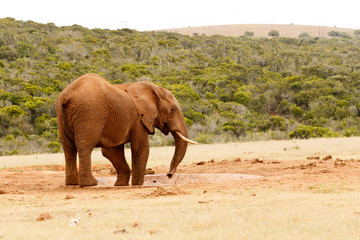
[114,229,128,234]
[65,194,75,200]
[0,190,5,194]
[322,155,332,160]
[145,168,155,175]
[196,161,205,165]
[251,158,263,164]
[36,212,52,221]
[132,222,140,228]
[334,158,345,167]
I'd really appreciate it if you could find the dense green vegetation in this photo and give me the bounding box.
[1,17,360,155]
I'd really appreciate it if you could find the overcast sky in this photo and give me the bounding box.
[1,0,359,31]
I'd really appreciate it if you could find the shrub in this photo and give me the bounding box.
[244,31,254,37]
[328,31,340,37]
[298,32,310,38]
[354,30,360,35]
[268,30,279,37]
[289,104,303,118]
[47,142,61,153]
[289,124,339,139]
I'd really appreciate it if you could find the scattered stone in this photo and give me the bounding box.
[300,162,317,169]
[65,194,75,200]
[149,230,158,235]
[251,158,263,164]
[322,155,332,160]
[132,222,140,228]
[234,158,241,162]
[0,190,5,194]
[198,201,210,203]
[196,161,205,165]
[307,156,320,160]
[36,212,52,221]
[146,186,186,197]
[145,168,155,175]
[334,158,345,167]
[114,229,128,234]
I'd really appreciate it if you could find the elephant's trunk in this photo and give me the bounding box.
[167,130,189,179]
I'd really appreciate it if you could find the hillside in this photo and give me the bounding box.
[162,24,356,38]
[1,18,360,155]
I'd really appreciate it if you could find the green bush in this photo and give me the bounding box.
[268,30,279,37]
[298,32,310,38]
[244,31,254,37]
[289,124,339,139]
[47,142,61,153]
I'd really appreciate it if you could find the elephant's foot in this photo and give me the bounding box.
[65,178,78,186]
[78,175,98,187]
[65,174,79,185]
[114,176,130,186]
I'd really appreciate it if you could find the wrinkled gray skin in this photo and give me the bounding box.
[56,73,191,187]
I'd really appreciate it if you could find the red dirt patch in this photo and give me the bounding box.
[1,156,360,194]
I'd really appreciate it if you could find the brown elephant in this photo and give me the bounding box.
[56,73,197,187]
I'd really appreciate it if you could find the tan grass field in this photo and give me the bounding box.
[1,137,360,239]
[161,24,356,38]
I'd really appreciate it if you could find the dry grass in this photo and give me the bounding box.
[161,24,356,38]
[2,188,360,239]
[2,137,360,239]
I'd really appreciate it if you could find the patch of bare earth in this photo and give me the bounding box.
[1,154,360,195]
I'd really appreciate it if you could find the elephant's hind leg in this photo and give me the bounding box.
[78,150,98,187]
[61,138,79,185]
[64,149,78,185]
[101,145,130,186]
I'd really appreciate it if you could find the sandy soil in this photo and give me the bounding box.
[1,153,360,195]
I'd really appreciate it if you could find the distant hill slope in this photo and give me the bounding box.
[161,24,356,38]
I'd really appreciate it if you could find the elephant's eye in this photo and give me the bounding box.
[171,108,175,114]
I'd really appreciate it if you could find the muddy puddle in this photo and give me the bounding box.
[96,173,263,187]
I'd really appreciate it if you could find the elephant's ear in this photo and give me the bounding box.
[125,82,158,134]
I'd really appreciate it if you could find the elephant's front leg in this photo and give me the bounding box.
[130,130,150,186]
[101,145,130,186]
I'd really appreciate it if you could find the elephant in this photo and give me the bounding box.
[56,73,197,187]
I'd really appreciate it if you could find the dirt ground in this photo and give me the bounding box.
[1,154,360,195]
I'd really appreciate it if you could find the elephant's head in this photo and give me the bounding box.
[123,82,197,178]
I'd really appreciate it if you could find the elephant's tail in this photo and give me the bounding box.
[56,94,75,146]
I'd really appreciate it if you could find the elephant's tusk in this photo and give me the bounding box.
[175,132,199,144]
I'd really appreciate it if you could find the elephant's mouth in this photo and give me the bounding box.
[160,123,170,135]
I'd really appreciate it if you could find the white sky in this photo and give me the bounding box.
[1,0,360,31]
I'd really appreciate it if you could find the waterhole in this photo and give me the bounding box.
[96,173,263,187]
